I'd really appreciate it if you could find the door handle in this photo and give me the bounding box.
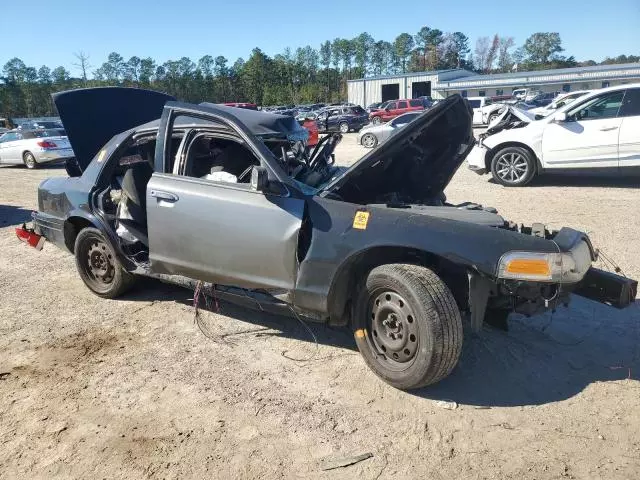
[149,190,179,202]
[599,126,618,131]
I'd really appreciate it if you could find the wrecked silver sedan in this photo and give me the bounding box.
[30,88,637,390]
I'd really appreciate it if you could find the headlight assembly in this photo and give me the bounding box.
[497,242,591,283]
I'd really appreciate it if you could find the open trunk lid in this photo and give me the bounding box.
[53,87,175,173]
[319,95,475,204]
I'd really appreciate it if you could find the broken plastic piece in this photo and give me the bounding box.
[15,224,45,250]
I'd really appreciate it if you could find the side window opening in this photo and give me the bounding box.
[619,89,640,117]
[569,91,625,121]
[182,134,260,185]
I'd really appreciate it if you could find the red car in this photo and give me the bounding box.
[369,99,425,124]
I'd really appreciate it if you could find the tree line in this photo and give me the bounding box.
[1,28,638,118]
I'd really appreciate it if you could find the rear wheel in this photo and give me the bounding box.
[23,151,37,169]
[371,116,382,125]
[74,228,135,298]
[490,146,536,186]
[353,264,463,390]
[339,121,349,133]
[361,133,378,148]
[487,112,499,125]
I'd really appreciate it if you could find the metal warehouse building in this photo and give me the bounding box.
[348,63,640,106]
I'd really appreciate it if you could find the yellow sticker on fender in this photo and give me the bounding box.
[353,210,370,230]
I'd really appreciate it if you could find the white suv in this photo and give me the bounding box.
[467,84,640,186]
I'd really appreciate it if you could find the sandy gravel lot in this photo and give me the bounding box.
[1,133,639,479]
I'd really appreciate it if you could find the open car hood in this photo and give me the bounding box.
[320,95,474,204]
[53,87,175,173]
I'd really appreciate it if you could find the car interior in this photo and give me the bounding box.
[93,125,343,266]
[182,134,259,184]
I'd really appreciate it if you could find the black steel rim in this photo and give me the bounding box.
[367,289,419,371]
[80,235,115,292]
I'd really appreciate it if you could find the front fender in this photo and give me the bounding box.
[294,197,568,315]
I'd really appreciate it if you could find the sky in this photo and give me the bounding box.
[1,0,639,74]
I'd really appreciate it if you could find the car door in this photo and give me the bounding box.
[0,132,22,164]
[617,88,640,168]
[541,90,624,169]
[146,104,305,290]
[0,133,10,163]
[380,102,397,122]
[322,108,340,131]
[393,101,408,119]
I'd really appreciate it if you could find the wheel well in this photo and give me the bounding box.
[485,142,540,173]
[327,246,469,326]
[63,217,94,253]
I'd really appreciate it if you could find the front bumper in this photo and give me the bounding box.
[575,268,637,308]
[467,145,489,174]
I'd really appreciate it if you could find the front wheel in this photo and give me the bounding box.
[361,133,378,148]
[339,121,349,133]
[371,116,382,125]
[74,228,135,298]
[490,146,536,186]
[353,264,463,390]
[23,151,37,169]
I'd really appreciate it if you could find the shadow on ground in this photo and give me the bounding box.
[488,174,640,189]
[0,204,34,227]
[415,297,640,407]
[123,279,639,407]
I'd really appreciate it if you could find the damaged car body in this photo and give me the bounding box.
[32,87,637,390]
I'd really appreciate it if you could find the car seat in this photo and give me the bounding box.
[117,161,153,246]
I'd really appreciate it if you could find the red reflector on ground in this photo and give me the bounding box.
[16,225,45,250]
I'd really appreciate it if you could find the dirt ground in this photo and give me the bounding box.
[1,133,639,479]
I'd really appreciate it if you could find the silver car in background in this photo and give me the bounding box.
[357,111,423,148]
[0,128,74,168]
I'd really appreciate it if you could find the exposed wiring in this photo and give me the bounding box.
[597,248,626,276]
[281,306,319,363]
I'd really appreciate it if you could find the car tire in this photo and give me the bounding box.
[490,146,536,186]
[353,263,463,390]
[23,151,37,169]
[74,227,135,299]
[361,133,378,148]
[371,116,382,125]
[487,112,499,125]
[339,121,349,133]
